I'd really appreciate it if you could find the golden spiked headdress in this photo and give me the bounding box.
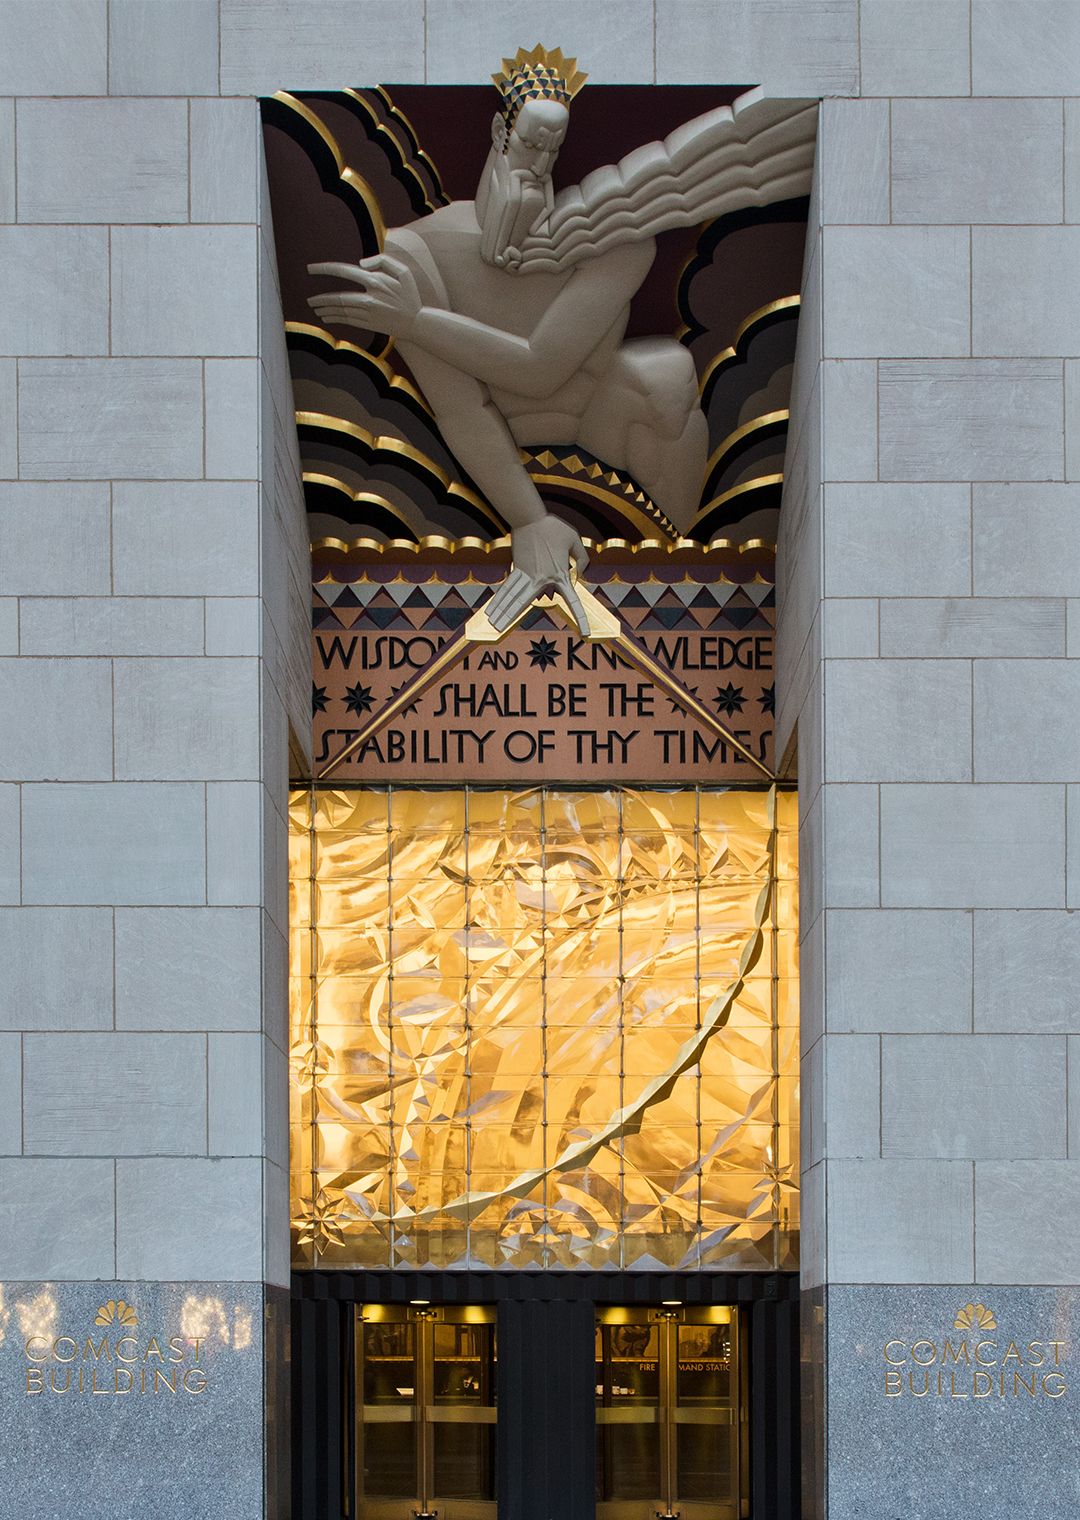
[492,45,588,136]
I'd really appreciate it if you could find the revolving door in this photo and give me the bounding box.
[355,1304,497,1520]
[595,1306,748,1520]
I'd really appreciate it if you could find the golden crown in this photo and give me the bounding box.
[492,45,588,133]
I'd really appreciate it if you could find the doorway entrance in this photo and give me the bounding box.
[595,1306,748,1520]
[355,1304,497,1520]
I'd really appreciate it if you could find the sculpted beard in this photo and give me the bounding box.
[479,150,551,270]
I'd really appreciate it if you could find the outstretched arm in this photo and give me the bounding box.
[308,239,653,399]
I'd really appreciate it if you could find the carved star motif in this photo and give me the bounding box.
[712,682,746,717]
[344,681,375,716]
[528,637,559,671]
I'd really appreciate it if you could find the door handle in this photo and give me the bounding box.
[654,1512,680,1519]
[412,1511,438,1519]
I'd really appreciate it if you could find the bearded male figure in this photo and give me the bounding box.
[310,49,816,633]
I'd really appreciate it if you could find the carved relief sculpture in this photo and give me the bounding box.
[308,47,816,632]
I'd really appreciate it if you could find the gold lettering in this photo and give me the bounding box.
[83,1336,112,1363]
[192,1337,204,1364]
[974,1340,997,1367]
[884,1341,907,1366]
[911,1340,936,1367]
[24,1337,50,1364]
[973,1371,994,1398]
[152,1369,176,1394]
[25,1368,43,1395]
[909,1371,930,1397]
[91,1365,111,1395]
[1049,1341,1069,1367]
[144,1337,164,1364]
[168,1337,186,1364]
[1044,1373,1067,1399]
[183,1368,208,1395]
[114,1368,133,1395]
[1027,1342,1046,1367]
[52,1337,77,1364]
[116,1336,138,1364]
[941,1340,970,1366]
[1002,1341,1023,1366]
[1013,1370,1037,1398]
[949,1372,968,1399]
[49,1366,71,1394]
[936,1371,944,1396]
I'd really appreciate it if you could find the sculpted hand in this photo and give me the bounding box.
[307,255,423,338]
[486,515,590,636]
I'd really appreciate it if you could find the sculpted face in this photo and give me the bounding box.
[504,98,570,180]
[480,98,570,269]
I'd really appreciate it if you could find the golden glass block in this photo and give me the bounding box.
[468,973,544,1028]
[547,1162,621,1269]
[390,789,463,833]
[697,1218,777,1271]
[290,784,799,1270]
[467,788,542,834]
[621,1027,697,1077]
[544,976,621,1028]
[543,789,621,839]
[544,1024,621,1074]
[469,1026,545,1078]
[467,1121,546,1175]
[621,929,699,981]
[316,828,391,879]
[623,787,698,835]
[543,928,621,980]
[545,1072,624,1132]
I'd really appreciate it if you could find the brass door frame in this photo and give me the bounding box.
[355,1304,497,1520]
[596,1305,748,1520]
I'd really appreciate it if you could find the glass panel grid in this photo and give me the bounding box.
[290,786,798,1269]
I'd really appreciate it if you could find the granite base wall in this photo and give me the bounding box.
[824,1285,1080,1520]
[0,1280,283,1520]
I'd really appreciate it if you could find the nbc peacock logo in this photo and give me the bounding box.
[952,1302,997,1334]
[94,1300,139,1330]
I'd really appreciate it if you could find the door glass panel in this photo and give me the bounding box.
[597,1308,744,1517]
[677,1320,731,1404]
[357,1307,497,1517]
[677,1424,733,1503]
[432,1320,496,1501]
[595,1319,661,1501]
[361,1319,417,1498]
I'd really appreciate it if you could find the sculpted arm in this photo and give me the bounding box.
[309,240,653,400]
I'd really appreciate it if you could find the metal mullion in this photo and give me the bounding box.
[662,1316,678,1516]
[540,785,549,1267]
[464,784,473,1267]
[307,786,321,1263]
[417,1312,434,1513]
[386,785,398,1268]
[694,785,703,1263]
[615,785,626,1271]
[768,784,781,1271]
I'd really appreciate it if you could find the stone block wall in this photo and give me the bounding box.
[0,6,309,1514]
[777,6,1080,1515]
